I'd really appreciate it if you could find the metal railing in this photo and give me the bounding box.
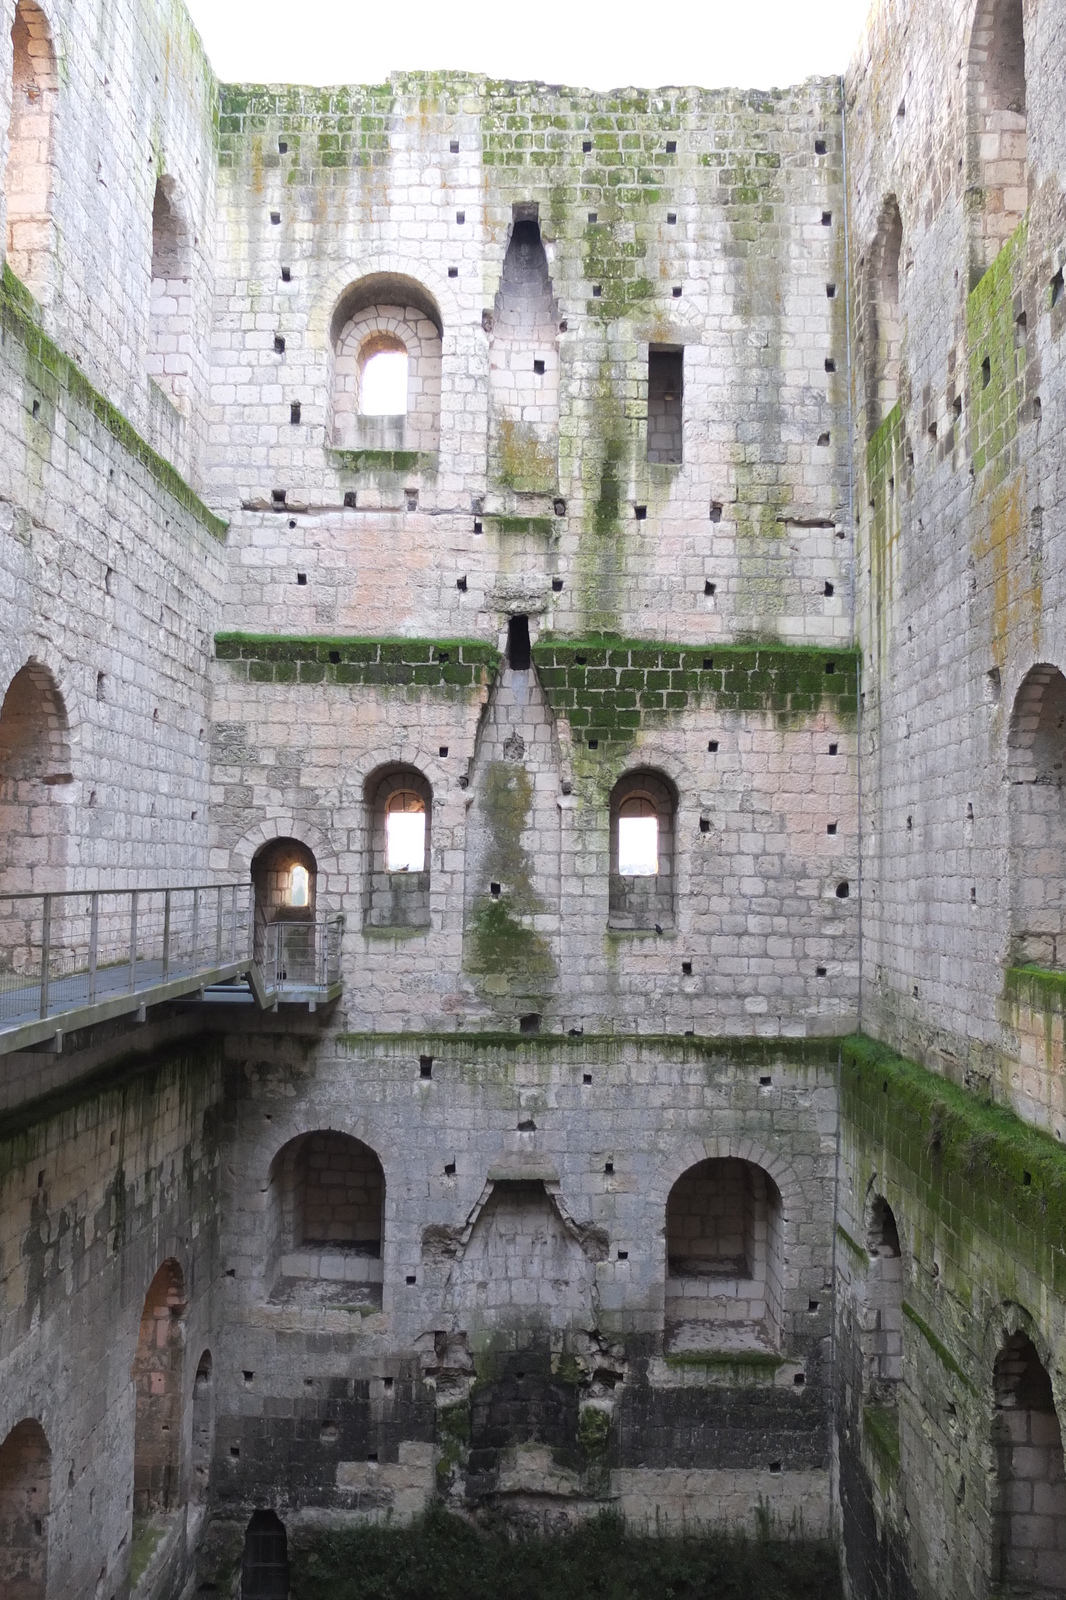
[0,884,252,1029]
[261,914,344,991]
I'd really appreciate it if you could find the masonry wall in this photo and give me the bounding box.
[0,1039,222,1600]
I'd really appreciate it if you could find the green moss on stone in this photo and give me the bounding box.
[901,1303,978,1396]
[214,633,500,690]
[862,1403,901,1474]
[0,265,227,540]
[967,217,1028,485]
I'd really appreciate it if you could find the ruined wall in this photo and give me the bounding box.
[197,1031,835,1570]
[0,1040,222,1600]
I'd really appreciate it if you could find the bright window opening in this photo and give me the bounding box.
[386,791,426,872]
[361,349,408,415]
[289,864,309,907]
[618,797,658,876]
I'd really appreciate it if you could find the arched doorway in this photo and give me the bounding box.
[132,1259,186,1516]
[993,1332,1066,1591]
[0,1419,50,1600]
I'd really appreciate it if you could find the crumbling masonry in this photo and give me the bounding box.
[0,0,1064,1594]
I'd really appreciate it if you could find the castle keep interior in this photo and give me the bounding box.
[0,0,1065,1593]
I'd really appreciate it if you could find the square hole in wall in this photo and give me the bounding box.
[704,581,716,596]
[634,505,647,520]
[588,211,598,223]
[681,961,693,975]
[582,139,592,152]
[667,212,677,224]
[672,285,682,297]
[816,966,827,977]
[420,1057,433,1079]
[444,1162,456,1176]
[274,335,286,353]
[439,745,449,757]
[604,1161,614,1174]
[296,572,307,586]
[827,822,837,834]
[708,740,719,752]
[520,1013,541,1035]
[270,211,281,224]
[665,140,677,153]
[617,1250,628,1260]
[824,581,834,596]
[456,576,467,592]
[583,1073,593,1085]
[281,266,292,282]
[534,358,545,374]
[710,501,723,522]
[825,357,836,372]
[822,211,832,225]
[290,401,301,423]
[829,743,838,755]
[448,266,458,278]
[406,1274,417,1285]
[271,488,287,505]
[592,285,602,297]
[826,283,836,298]
[456,210,465,223]
[343,491,357,508]
[815,138,827,154]
[552,577,563,592]
[449,139,459,152]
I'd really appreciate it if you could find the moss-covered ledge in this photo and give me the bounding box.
[532,638,859,746]
[1004,964,1066,1015]
[841,1032,1066,1295]
[1,264,228,540]
[327,447,436,475]
[214,633,500,688]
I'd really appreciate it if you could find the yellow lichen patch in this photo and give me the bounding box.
[973,474,1036,669]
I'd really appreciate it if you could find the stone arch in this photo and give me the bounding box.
[0,660,73,892]
[363,763,433,931]
[241,1509,289,1600]
[664,1155,785,1351]
[330,273,442,452]
[967,0,1029,280]
[0,1419,50,1600]
[147,174,194,415]
[861,1190,904,1398]
[1007,664,1066,966]
[228,816,338,888]
[863,195,903,435]
[132,1259,186,1517]
[266,1131,385,1310]
[4,0,58,300]
[992,1331,1066,1591]
[608,767,678,931]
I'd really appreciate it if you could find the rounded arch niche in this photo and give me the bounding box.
[1007,665,1066,968]
[266,1131,385,1311]
[331,274,442,453]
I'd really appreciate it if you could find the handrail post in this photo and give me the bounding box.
[88,892,99,1004]
[191,888,200,969]
[162,889,172,981]
[230,883,237,961]
[39,894,52,1019]
[215,887,223,968]
[129,890,139,993]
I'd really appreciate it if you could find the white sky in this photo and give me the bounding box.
[182,0,872,92]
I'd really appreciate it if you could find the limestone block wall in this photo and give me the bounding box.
[0,272,227,891]
[194,1030,836,1563]
[846,0,1066,1119]
[208,79,851,648]
[0,1040,222,1600]
[0,0,219,481]
[207,638,860,1035]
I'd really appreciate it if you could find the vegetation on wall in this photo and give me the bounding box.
[214,633,500,689]
[290,1507,842,1600]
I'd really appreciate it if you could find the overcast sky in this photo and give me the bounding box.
[182,0,872,92]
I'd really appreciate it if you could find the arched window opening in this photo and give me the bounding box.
[862,1195,903,1398]
[332,277,441,453]
[0,661,72,893]
[993,1333,1066,1592]
[252,840,317,922]
[132,1260,185,1520]
[489,208,560,492]
[0,1419,50,1600]
[360,338,408,416]
[968,0,1029,279]
[191,1350,213,1502]
[864,197,902,434]
[365,767,432,930]
[665,1158,784,1352]
[267,1132,384,1310]
[1008,666,1066,968]
[3,1,58,300]
[147,176,194,415]
[609,770,676,930]
[241,1510,289,1600]
[385,791,426,873]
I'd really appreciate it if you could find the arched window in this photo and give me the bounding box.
[0,661,72,892]
[864,197,903,434]
[609,770,676,930]
[3,1,58,300]
[365,767,432,930]
[648,345,684,464]
[993,1333,1066,1591]
[665,1158,784,1349]
[332,275,441,453]
[267,1132,385,1310]
[132,1260,185,1518]
[1008,666,1066,967]
[968,0,1028,278]
[359,337,408,416]
[489,209,559,492]
[252,839,317,922]
[241,1510,289,1600]
[191,1350,213,1502]
[863,1195,903,1397]
[0,1419,49,1600]
[147,176,194,415]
